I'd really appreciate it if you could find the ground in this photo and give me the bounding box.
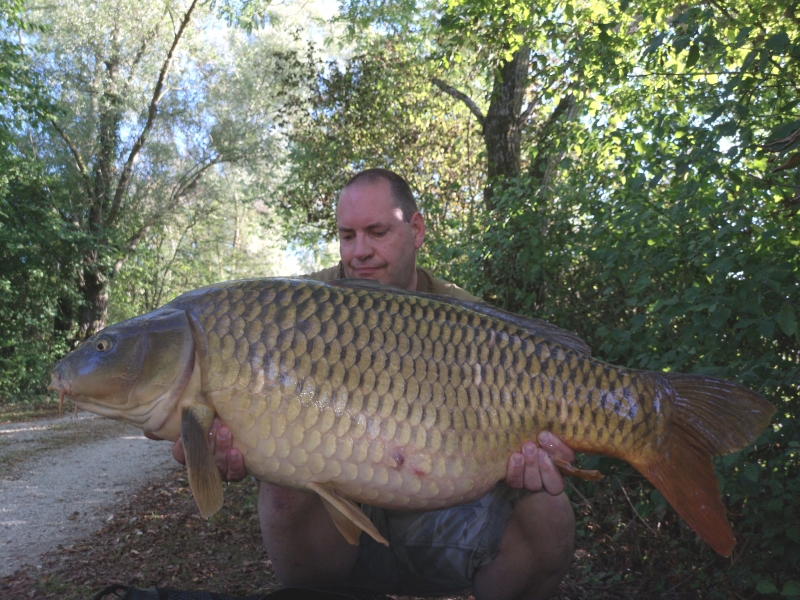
[0,406,279,599]
[0,403,735,600]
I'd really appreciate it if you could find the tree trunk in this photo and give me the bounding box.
[479,47,530,306]
[77,251,109,339]
[57,0,200,341]
[482,46,530,212]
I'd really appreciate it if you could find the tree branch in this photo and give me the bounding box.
[112,224,152,276]
[763,126,800,154]
[431,77,485,127]
[535,94,575,140]
[107,0,200,228]
[168,155,223,206]
[49,118,93,199]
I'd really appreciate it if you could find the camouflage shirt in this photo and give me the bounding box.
[303,263,481,304]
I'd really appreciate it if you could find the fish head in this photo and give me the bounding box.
[49,307,196,435]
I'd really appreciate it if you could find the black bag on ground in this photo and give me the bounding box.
[90,584,394,600]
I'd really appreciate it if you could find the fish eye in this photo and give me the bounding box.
[95,338,113,352]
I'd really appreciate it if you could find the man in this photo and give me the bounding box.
[168,169,576,599]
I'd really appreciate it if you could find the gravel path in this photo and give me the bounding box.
[0,413,179,577]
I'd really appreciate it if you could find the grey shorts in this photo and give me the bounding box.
[347,485,528,596]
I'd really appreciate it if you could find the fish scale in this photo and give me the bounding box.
[179,279,662,509]
[50,277,775,555]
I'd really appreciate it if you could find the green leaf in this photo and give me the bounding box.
[786,525,800,541]
[777,303,797,336]
[758,580,779,594]
[734,27,753,48]
[686,43,700,69]
[744,462,759,481]
[766,32,790,54]
[782,581,800,596]
[759,318,775,339]
[643,32,666,57]
[710,306,731,329]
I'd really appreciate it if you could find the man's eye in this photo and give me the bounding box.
[373,230,387,237]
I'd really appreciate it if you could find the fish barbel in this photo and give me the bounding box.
[49,278,774,555]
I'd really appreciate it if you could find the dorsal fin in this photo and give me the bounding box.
[330,278,591,356]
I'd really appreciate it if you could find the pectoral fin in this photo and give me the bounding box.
[306,482,389,547]
[181,405,224,518]
[552,456,603,481]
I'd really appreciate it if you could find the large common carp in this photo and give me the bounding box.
[49,278,774,556]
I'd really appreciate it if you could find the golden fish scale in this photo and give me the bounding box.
[182,280,669,510]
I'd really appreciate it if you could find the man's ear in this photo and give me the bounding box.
[411,211,426,249]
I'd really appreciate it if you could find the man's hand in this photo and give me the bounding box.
[505,432,575,495]
[144,418,247,482]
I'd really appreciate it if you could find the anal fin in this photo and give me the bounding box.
[181,405,224,518]
[306,482,389,546]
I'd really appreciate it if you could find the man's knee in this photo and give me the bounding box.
[258,482,317,525]
[474,491,575,600]
[518,491,575,572]
[257,482,359,586]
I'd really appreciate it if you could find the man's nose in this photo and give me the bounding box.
[353,234,373,260]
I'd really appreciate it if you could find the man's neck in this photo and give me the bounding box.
[407,267,419,292]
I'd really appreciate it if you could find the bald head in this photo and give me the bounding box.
[342,168,418,222]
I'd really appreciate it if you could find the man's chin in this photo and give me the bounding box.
[351,268,383,280]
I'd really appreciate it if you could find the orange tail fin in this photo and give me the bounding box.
[632,374,775,556]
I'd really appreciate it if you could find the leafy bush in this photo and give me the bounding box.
[464,157,799,595]
[0,159,87,401]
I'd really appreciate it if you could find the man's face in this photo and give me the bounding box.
[337,179,425,291]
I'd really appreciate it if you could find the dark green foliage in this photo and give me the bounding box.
[0,161,88,400]
[477,166,799,594]
[0,0,81,399]
[469,4,800,593]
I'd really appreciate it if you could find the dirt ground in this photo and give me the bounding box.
[0,413,179,577]
[0,410,278,599]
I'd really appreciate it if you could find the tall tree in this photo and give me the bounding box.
[23,0,290,340]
